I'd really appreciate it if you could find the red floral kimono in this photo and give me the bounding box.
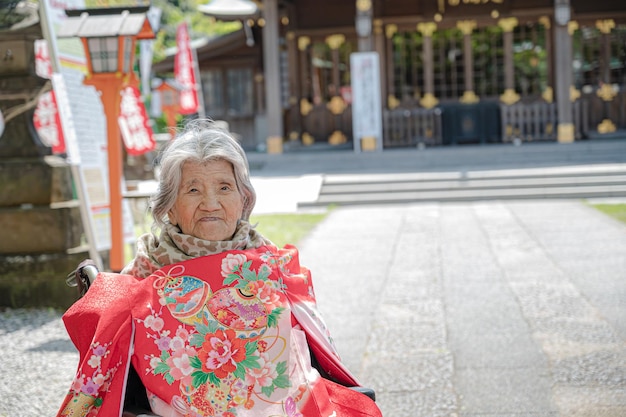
[57,245,381,417]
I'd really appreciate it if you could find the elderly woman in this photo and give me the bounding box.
[57,121,381,417]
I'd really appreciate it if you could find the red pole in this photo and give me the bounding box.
[85,74,126,271]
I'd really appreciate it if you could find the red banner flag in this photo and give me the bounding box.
[34,39,66,154]
[118,85,156,156]
[175,22,199,115]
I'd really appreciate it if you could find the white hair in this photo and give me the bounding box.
[150,120,256,231]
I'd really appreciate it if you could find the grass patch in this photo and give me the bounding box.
[590,203,626,225]
[250,211,330,248]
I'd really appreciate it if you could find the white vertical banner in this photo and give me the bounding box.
[350,52,383,152]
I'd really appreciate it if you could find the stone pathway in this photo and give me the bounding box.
[300,200,626,417]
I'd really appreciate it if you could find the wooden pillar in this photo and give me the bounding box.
[457,20,478,104]
[554,0,574,142]
[297,36,314,145]
[498,17,520,105]
[417,22,438,109]
[596,19,617,134]
[325,34,347,145]
[286,31,301,141]
[539,16,554,103]
[356,0,374,51]
[373,19,386,107]
[262,0,283,150]
[385,24,398,109]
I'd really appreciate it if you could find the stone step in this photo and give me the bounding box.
[302,166,626,207]
[305,184,626,206]
[321,174,626,195]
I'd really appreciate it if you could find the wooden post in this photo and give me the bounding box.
[418,22,438,109]
[457,20,479,104]
[554,0,575,142]
[262,0,284,150]
[385,24,398,109]
[498,17,520,105]
[596,19,617,134]
[373,19,387,106]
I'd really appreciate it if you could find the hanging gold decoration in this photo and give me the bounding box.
[497,17,518,33]
[325,34,345,50]
[542,86,553,103]
[500,88,520,105]
[300,98,313,116]
[570,86,581,102]
[420,93,439,109]
[302,132,315,146]
[356,0,371,12]
[596,19,615,34]
[598,119,616,134]
[327,96,346,115]
[388,94,400,110]
[567,21,579,35]
[538,16,551,30]
[385,24,398,39]
[373,19,383,35]
[597,83,616,101]
[328,130,347,145]
[460,90,479,104]
[456,20,476,36]
[298,36,310,51]
[417,22,437,37]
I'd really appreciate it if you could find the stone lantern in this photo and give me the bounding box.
[0,1,86,308]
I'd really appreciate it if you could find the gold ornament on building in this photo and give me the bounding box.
[498,17,518,33]
[538,16,551,29]
[388,94,400,110]
[327,96,346,115]
[300,98,313,116]
[373,19,383,35]
[298,36,310,51]
[542,86,553,103]
[385,24,398,39]
[325,34,345,50]
[356,0,371,12]
[289,131,299,141]
[286,31,295,41]
[457,20,476,36]
[460,90,479,104]
[417,22,437,37]
[500,88,520,105]
[597,83,616,101]
[302,132,315,146]
[570,86,580,102]
[420,93,439,109]
[567,21,578,35]
[597,119,616,134]
[596,19,615,34]
[557,123,575,143]
[328,130,347,145]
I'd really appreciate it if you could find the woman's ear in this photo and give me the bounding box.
[167,209,177,226]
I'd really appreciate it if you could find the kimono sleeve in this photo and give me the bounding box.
[57,273,139,417]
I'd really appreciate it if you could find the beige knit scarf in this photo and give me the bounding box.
[121,220,271,279]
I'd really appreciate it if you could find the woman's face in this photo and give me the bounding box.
[168,159,244,241]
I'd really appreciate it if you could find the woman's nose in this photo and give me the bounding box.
[200,192,220,209]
